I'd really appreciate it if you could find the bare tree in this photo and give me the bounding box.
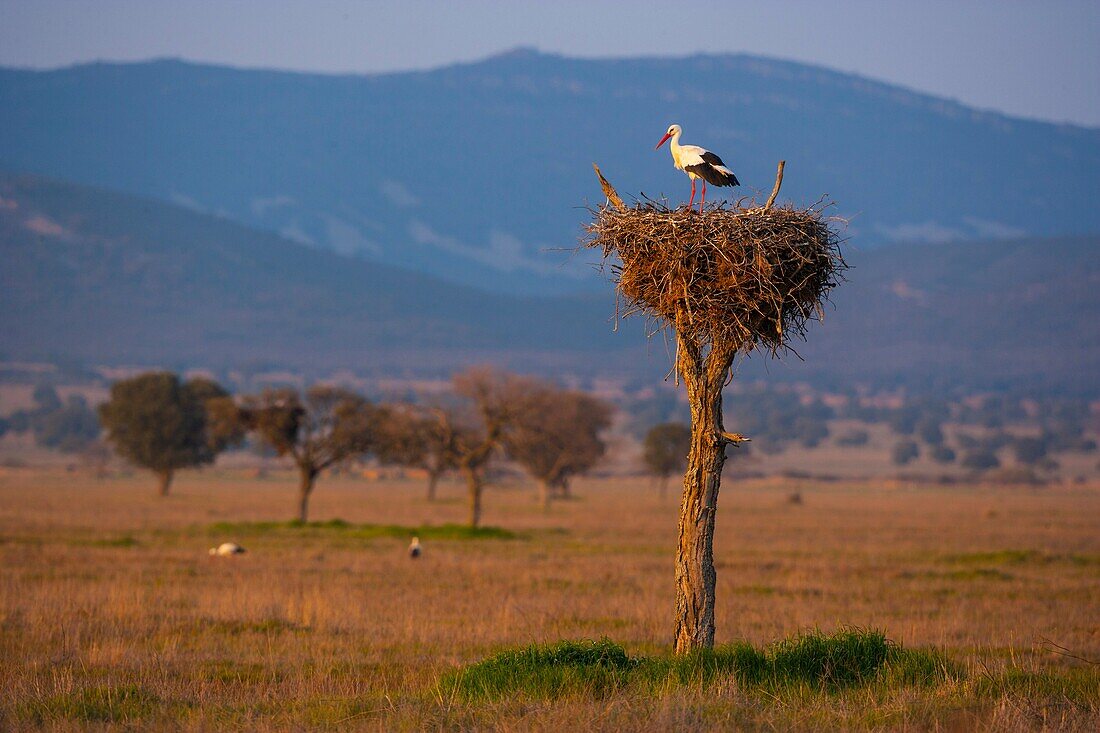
[239,386,376,522]
[374,405,460,500]
[505,384,613,510]
[449,367,538,528]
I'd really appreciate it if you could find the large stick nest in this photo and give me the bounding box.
[586,198,845,355]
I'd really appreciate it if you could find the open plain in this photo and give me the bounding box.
[1,469,1098,731]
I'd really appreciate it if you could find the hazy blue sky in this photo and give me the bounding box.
[2,0,1098,126]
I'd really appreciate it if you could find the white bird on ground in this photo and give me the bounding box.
[209,542,247,557]
[655,123,740,212]
[408,537,422,559]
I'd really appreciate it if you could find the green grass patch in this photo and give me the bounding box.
[441,629,959,701]
[76,534,141,548]
[204,519,516,541]
[943,568,1015,581]
[442,639,637,700]
[17,684,183,724]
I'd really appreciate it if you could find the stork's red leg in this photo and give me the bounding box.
[700,181,707,213]
[688,179,696,209]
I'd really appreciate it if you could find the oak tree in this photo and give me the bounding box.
[98,372,230,495]
[505,384,613,510]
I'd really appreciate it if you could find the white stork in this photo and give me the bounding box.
[208,542,247,557]
[408,537,422,559]
[655,123,740,212]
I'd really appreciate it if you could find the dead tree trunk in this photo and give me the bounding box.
[298,466,317,523]
[673,331,742,654]
[157,469,174,497]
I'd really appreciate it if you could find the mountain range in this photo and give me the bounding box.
[2,50,1099,296]
[3,172,1097,395]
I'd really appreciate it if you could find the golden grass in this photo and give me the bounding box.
[1,469,1098,731]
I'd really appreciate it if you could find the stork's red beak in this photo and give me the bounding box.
[655,132,672,149]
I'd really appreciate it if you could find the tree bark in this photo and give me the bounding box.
[157,469,174,497]
[298,466,317,523]
[426,469,440,502]
[673,334,736,654]
[464,467,482,528]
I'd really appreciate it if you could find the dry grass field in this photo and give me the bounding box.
[1,468,1098,731]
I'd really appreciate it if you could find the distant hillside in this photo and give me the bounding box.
[1,173,1096,394]
[804,236,1100,395]
[1,50,1098,295]
[0,172,620,373]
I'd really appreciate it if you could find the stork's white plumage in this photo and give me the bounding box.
[209,542,246,557]
[408,537,422,559]
[655,124,740,212]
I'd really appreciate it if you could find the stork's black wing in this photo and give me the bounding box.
[685,162,740,187]
[700,150,726,167]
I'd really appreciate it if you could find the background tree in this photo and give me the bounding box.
[834,429,870,447]
[374,405,460,500]
[448,367,534,528]
[930,445,957,464]
[98,372,228,495]
[891,439,920,466]
[961,448,1001,472]
[31,384,62,414]
[34,395,100,453]
[643,422,692,498]
[505,384,613,510]
[204,393,250,455]
[1011,436,1049,466]
[240,386,376,522]
[916,418,945,446]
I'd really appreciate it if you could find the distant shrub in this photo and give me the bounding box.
[892,440,920,466]
[1011,436,1048,465]
[930,445,956,464]
[794,416,829,448]
[35,396,101,453]
[888,408,920,436]
[916,419,944,446]
[835,429,870,447]
[961,449,1000,471]
[955,432,980,450]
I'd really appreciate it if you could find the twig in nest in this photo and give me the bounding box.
[765,160,786,210]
